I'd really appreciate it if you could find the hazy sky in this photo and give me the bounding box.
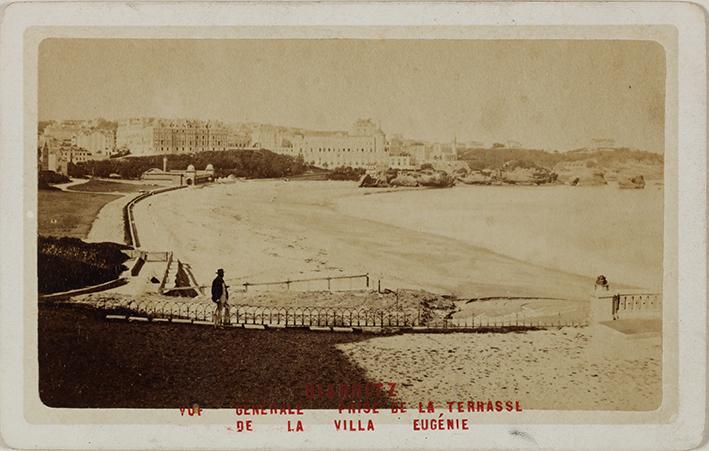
[39,39,665,152]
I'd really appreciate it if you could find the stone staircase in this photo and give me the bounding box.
[163,260,179,292]
[160,258,201,297]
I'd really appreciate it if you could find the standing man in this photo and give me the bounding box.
[211,268,230,327]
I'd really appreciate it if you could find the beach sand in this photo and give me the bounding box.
[128,180,635,301]
[337,327,661,411]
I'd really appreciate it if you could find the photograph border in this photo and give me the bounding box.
[1,2,706,449]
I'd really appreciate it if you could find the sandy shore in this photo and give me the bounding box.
[337,327,661,410]
[129,180,612,302]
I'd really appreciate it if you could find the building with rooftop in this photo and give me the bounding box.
[116,119,228,155]
[278,119,388,170]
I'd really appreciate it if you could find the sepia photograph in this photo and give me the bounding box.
[34,37,667,413]
[0,0,706,446]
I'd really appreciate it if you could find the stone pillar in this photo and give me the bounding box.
[590,276,612,324]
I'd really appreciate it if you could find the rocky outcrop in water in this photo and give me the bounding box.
[457,172,493,185]
[618,175,645,189]
[553,161,608,186]
[416,171,455,188]
[567,171,607,186]
[390,174,419,187]
[499,160,557,185]
[360,169,455,188]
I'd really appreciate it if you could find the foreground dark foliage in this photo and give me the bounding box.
[38,236,130,294]
[38,170,70,190]
[38,305,392,408]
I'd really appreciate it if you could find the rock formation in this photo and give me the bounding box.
[618,174,646,189]
[457,172,493,185]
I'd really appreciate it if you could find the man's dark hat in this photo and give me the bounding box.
[216,268,224,274]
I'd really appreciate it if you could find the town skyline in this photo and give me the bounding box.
[38,115,646,153]
[39,39,666,153]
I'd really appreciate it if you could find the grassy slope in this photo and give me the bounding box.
[38,305,391,408]
[38,190,121,238]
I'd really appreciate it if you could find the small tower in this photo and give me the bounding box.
[185,164,196,186]
[205,163,215,179]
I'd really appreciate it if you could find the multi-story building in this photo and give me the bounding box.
[116,121,155,155]
[432,142,458,161]
[75,129,115,159]
[251,124,280,150]
[42,124,81,143]
[227,132,251,149]
[403,142,430,165]
[386,134,404,156]
[116,119,228,155]
[284,119,388,170]
[39,138,91,175]
[388,154,415,170]
[41,123,116,160]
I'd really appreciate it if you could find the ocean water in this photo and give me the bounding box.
[335,183,664,291]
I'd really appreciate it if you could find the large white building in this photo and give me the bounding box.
[278,119,388,170]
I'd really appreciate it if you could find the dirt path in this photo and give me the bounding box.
[52,178,90,191]
[86,193,134,243]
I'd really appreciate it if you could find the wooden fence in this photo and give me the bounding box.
[237,274,371,293]
[164,273,373,296]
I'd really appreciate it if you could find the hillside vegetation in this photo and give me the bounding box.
[459,147,662,174]
[69,149,308,179]
[458,147,662,170]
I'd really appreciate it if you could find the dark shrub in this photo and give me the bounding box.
[67,162,87,178]
[37,236,131,294]
[38,171,70,190]
[327,166,366,181]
